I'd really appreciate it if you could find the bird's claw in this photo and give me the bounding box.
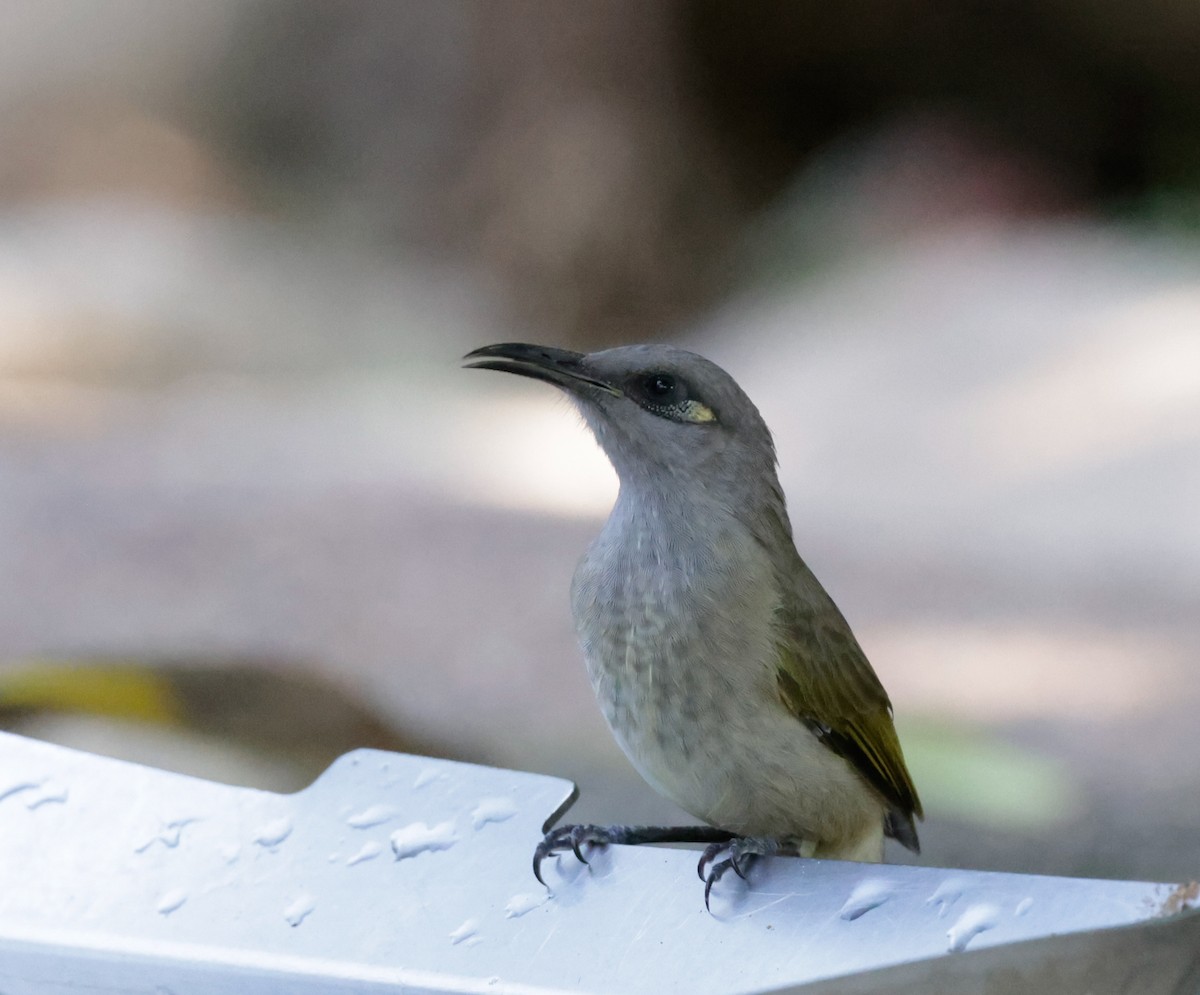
[696,840,750,882]
[702,856,743,910]
[532,824,615,886]
[697,836,782,911]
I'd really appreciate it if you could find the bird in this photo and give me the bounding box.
[464,342,922,907]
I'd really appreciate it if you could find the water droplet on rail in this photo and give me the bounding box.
[253,817,293,849]
[1014,897,1034,916]
[504,892,548,918]
[135,818,198,853]
[947,903,999,952]
[926,877,967,918]
[0,780,42,805]
[391,821,458,860]
[156,889,187,916]
[347,842,383,866]
[413,768,444,790]
[284,894,316,927]
[26,781,69,810]
[346,805,396,829]
[839,879,895,921]
[450,918,480,945]
[470,797,518,830]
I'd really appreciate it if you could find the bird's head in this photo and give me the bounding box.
[464,342,781,508]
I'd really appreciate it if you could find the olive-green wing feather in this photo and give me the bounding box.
[773,573,924,851]
[749,489,923,850]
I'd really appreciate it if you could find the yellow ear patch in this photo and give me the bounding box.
[681,400,716,423]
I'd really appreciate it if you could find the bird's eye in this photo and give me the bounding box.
[641,373,679,400]
[630,369,714,423]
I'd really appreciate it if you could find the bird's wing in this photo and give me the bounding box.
[773,581,924,851]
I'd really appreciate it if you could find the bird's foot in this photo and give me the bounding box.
[533,824,613,885]
[533,824,735,886]
[698,836,795,911]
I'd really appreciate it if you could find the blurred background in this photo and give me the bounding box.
[0,0,1196,884]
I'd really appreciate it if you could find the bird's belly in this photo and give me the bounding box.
[575,581,882,852]
[600,669,879,847]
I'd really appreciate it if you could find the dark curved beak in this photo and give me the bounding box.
[462,342,621,396]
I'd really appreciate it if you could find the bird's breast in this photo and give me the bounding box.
[570,512,785,804]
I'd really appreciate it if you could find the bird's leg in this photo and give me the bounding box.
[533,824,736,885]
[698,836,805,910]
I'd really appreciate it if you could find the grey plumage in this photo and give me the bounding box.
[465,342,921,868]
